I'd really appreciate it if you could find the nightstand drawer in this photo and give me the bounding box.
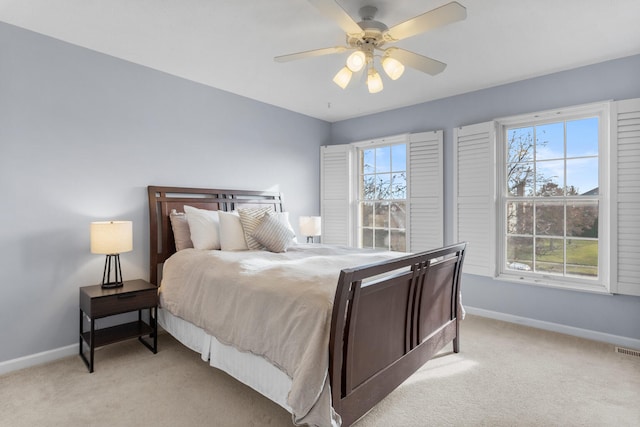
[90,289,157,317]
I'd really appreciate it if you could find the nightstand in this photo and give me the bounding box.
[79,279,158,373]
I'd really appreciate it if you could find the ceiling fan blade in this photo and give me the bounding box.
[385,1,466,41]
[386,48,447,75]
[274,46,347,63]
[307,0,363,35]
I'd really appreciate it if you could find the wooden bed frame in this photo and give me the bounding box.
[148,185,466,426]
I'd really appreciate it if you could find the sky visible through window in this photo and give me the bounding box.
[509,117,599,196]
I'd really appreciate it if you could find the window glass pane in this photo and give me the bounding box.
[391,172,406,199]
[358,144,407,252]
[535,237,564,274]
[507,162,535,197]
[361,202,374,227]
[391,144,406,171]
[508,127,534,163]
[566,239,598,277]
[390,230,406,252]
[507,201,533,235]
[506,236,533,271]
[374,202,388,228]
[389,201,406,229]
[566,158,598,195]
[375,229,389,249]
[362,228,373,248]
[536,160,564,196]
[375,146,391,173]
[567,201,598,238]
[362,149,375,174]
[567,117,598,158]
[536,122,564,160]
[535,202,564,236]
[363,175,376,200]
[376,174,391,199]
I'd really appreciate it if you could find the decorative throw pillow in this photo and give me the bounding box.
[238,207,273,250]
[218,211,249,251]
[270,211,298,243]
[184,205,221,250]
[251,212,295,253]
[169,210,193,251]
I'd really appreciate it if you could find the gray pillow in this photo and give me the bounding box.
[251,212,295,253]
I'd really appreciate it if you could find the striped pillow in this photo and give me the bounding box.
[251,212,295,253]
[238,207,273,250]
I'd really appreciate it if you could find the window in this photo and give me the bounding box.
[502,116,600,282]
[321,131,444,253]
[456,98,640,295]
[496,105,609,291]
[358,143,407,251]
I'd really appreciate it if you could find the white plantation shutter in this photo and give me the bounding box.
[453,122,497,277]
[407,131,443,251]
[321,144,353,246]
[611,98,640,296]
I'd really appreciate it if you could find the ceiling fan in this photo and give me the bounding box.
[275,0,466,93]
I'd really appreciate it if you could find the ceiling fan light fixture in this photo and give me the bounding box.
[382,56,405,80]
[367,68,383,93]
[346,50,366,72]
[333,66,353,89]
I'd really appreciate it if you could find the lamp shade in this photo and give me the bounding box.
[299,216,321,237]
[367,68,383,93]
[346,50,366,72]
[382,56,405,80]
[333,66,352,89]
[90,221,133,254]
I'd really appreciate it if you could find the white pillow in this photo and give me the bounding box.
[169,210,193,251]
[219,211,249,251]
[184,205,221,250]
[238,207,273,250]
[251,212,295,253]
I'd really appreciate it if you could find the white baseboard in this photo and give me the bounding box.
[2,309,638,376]
[0,344,77,376]
[465,306,640,350]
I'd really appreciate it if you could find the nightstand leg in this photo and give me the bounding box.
[89,317,95,373]
[79,309,82,356]
[152,306,157,353]
[79,310,93,373]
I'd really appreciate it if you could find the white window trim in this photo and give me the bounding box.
[494,101,611,293]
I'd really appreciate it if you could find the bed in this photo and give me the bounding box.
[148,185,466,427]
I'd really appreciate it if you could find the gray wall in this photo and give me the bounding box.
[331,54,640,341]
[2,19,638,366]
[0,22,331,363]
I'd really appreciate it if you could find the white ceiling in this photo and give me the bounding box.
[1,0,639,122]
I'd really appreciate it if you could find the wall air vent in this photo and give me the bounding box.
[615,346,640,358]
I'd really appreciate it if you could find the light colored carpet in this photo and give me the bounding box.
[0,315,638,426]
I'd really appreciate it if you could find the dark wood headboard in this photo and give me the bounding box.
[147,185,284,285]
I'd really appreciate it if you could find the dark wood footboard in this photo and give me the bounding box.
[329,243,466,426]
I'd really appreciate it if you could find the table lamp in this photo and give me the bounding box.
[299,216,321,243]
[91,221,133,288]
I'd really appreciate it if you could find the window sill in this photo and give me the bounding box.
[495,273,611,295]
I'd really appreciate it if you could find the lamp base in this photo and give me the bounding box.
[101,254,125,289]
[101,281,124,289]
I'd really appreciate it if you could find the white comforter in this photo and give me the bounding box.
[159,244,403,427]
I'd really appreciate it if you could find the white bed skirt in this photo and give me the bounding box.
[158,308,293,412]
